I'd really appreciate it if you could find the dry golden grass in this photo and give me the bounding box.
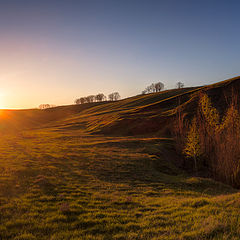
[1,77,240,239]
[0,126,239,240]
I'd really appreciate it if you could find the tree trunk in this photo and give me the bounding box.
[194,155,198,173]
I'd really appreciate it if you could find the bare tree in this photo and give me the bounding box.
[142,82,164,94]
[80,97,86,104]
[85,95,96,103]
[75,97,86,104]
[108,92,120,101]
[113,92,120,101]
[155,82,164,92]
[75,99,81,104]
[176,82,184,89]
[95,93,106,102]
[85,96,91,103]
[88,95,96,103]
[108,93,114,101]
[146,85,153,93]
[152,84,156,92]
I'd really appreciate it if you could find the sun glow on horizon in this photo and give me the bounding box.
[0,92,6,109]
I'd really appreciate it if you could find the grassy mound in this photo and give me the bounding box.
[1,76,240,239]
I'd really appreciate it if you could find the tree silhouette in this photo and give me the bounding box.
[75,97,86,104]
[142,82,164,94]
[108,92,120,101]
[95,93,106,102]
[85,95,96,103]
[176,82,184,89]
[154,82,164,92]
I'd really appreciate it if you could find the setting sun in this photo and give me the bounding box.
[1,1,240,239]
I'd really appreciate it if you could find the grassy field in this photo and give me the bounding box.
[0,126,240,240]
[1,78,240,239]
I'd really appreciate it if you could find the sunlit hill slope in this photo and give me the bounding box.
[1,76,240,135]
[1,77,240,239]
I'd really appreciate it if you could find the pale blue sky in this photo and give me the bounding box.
[0,0,239,108]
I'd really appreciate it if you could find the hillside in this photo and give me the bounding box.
[0,115,238,240]
[0,87,195,133]
[1,77,240,239]
[1,76,240,135]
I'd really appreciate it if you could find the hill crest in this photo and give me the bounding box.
[1,76,240,135]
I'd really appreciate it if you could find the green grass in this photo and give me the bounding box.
[1,77,240,239]
[0,126,239,240]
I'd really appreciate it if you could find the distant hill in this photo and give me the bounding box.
[1,76,240,135]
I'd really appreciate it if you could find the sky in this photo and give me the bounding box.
[0,0,240,109]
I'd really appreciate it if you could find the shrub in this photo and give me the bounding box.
[174,91,240,187]
[184,117,202,171]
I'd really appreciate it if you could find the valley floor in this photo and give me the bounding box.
[0,127,239,240]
